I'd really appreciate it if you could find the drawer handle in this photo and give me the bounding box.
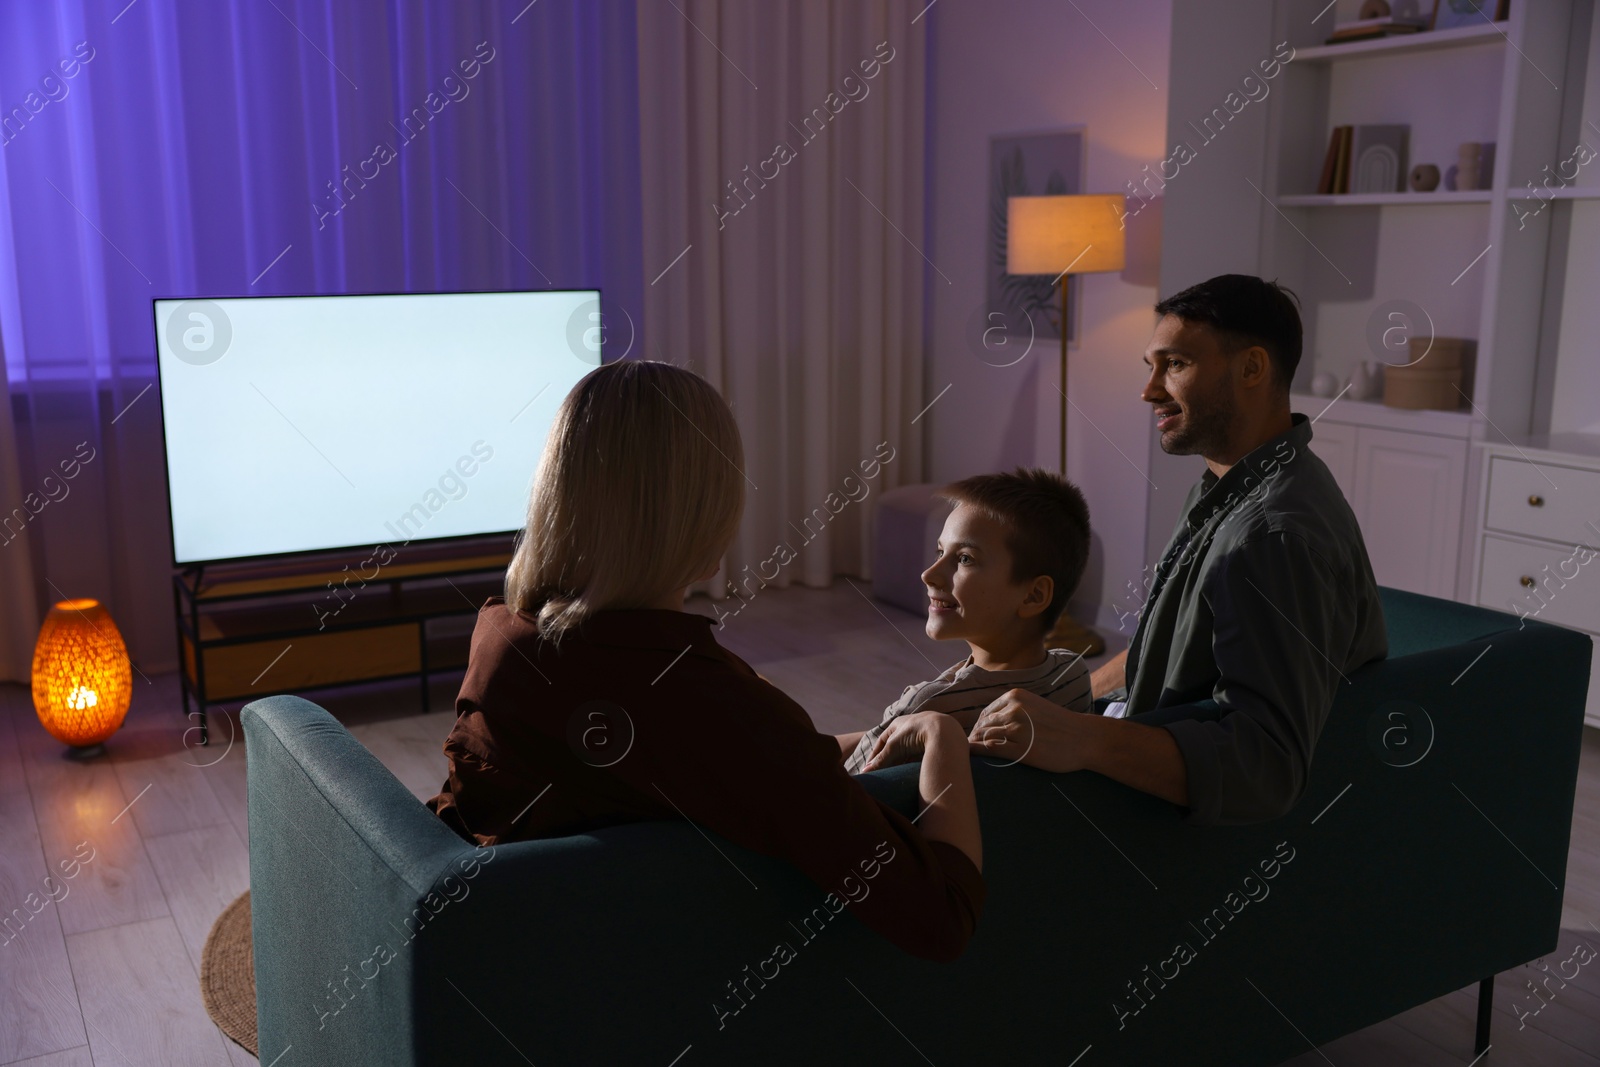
[1528,494,1545,507]
[1520,575,1536,589]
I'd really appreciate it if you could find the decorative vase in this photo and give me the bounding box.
[1457,143,1482,192]
[1349,361,1385,401]
[32,598,132,752]
[1409,164,1440,192]
[1311,371,1340,398]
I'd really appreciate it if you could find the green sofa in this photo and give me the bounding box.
[243,588,1592,1066]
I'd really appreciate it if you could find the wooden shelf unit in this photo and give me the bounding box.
[173,536,515,743]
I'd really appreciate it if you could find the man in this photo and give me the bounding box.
[969,274,1387,824]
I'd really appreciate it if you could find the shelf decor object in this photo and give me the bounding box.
[1324,14,1429,44]
[31,598,132,754]
[1317,125,1354,193]
[1410,163,1441,190]
[1350,360,1385,400]
[1385,337,1469,409]
[1351,125,1410,193]
[1006,192,1125,657]
[1431,0,1510,31]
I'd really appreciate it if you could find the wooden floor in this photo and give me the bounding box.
[0,582,1595,1066]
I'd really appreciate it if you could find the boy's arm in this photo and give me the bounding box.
[835,731,865,763]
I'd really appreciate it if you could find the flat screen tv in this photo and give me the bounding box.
[153,289,602,566]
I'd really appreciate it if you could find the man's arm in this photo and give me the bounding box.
[1090,649,1127,699]
[1085,715,1187,805]
[968,691,1187,806]
[972,531,1343,819]
[1160,531,1348,823]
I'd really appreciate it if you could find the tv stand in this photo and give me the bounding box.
[173,536,514,744]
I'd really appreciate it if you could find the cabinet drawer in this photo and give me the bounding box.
[1484,457,1600,545]
[1477,534,1600,634]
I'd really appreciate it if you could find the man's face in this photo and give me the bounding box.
[1141,314,1241,459]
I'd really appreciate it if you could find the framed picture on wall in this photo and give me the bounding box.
[988,128,1085,345]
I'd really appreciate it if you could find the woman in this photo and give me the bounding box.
[427,360,984,961]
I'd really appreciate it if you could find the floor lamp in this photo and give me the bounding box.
[1006,193,1126,658]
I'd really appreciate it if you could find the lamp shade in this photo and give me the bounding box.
[32,598,132,748]
[1007,194,1127,275]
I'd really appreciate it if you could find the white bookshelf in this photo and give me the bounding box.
[1259,0,1588,432]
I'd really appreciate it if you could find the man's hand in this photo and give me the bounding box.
[970,687,1190,807]
[860,711,960,772]
[968,688,1093,773]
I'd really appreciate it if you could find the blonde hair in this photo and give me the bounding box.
[505,360,745,638]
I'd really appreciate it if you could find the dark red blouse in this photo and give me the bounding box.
[426,597,985,961]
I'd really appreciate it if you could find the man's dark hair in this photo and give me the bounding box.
[938,468,1090,632]
[1154,274,1303,391]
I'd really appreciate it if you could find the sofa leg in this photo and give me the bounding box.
[1475,975,1494,1054]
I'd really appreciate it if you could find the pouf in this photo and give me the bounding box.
[872,482,949,614]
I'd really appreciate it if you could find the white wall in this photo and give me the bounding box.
[925,0,1173,631]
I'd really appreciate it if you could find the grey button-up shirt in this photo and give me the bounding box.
[1125,414,1387,825]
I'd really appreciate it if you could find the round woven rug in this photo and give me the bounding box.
[201,891,256,1057]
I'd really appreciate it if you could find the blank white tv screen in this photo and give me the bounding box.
[154,290,601,565]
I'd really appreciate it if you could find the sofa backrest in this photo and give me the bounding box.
[244,589,1592,1066]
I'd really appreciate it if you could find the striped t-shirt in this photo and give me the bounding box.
[844,648,1092,774]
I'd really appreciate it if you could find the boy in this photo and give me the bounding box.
[842,469,1094,774]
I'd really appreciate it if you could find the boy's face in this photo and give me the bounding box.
[921,504,1050,646]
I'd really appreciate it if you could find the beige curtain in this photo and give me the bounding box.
[0,342,41,682]
[637,0,928,597]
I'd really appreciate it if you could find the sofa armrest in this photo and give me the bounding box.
[244,695,474,1067]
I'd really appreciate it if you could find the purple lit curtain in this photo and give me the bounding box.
[0,1,643,679]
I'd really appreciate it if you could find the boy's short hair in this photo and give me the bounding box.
[937,468,1090,631]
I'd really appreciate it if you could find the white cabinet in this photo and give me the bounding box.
[1477,534,1600,635]
[1472,439,1600,728]
[1298,398,1472,600]
[1349,428,1468,599]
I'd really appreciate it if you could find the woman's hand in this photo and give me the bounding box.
[860,711,958,772]
[864,711,983,870]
